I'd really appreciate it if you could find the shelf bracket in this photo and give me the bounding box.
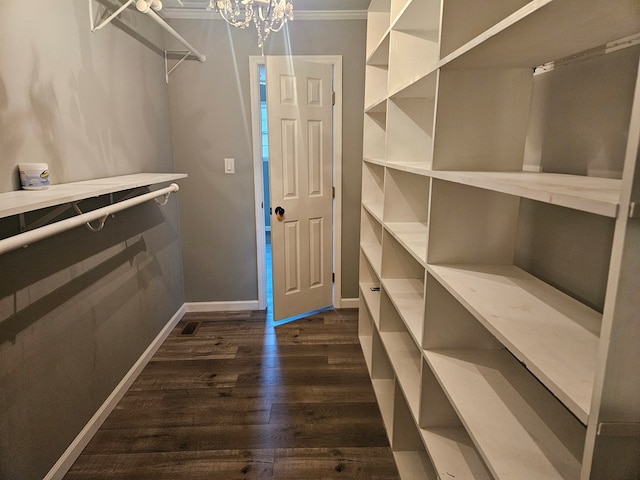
[88,0,205,85]
[164,50,192,84]
[19,203,78,233]
[73,204,109,232]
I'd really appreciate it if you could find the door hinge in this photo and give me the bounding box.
[332,186,335,198]
[332,91,335,106]
[332,272,335,283]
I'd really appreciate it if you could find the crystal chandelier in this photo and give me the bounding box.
[210,0,293,51]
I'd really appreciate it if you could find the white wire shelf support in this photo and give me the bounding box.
[88,0,206,83]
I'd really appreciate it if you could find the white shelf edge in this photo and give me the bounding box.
[429,171,621,218]
[0,173,188,219]
[363,157,387,167]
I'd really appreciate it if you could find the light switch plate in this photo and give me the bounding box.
[224,158,235,174]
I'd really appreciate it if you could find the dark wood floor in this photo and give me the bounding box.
[64,309,399,479]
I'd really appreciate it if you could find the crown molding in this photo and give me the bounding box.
[161,8,366,20]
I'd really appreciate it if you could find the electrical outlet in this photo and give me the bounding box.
[224,158,235,174]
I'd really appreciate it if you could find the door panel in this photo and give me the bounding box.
[267,56,333,321]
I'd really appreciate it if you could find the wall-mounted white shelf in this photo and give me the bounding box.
[0,173,187,219]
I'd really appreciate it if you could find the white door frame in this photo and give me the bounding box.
[250,55,343,311]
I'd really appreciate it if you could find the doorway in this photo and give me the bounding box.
[250,55,344,317]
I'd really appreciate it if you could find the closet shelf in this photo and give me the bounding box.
[362,201,384,224]
[429,171,621,217]
[425,348,585,480]
[366,30,390,66]
[440,0,640,69]
[359,282,382,325]
[384,222,427,266]
[421,427,492,480]
[380,167,622,217]
[428,263,600,424]
[0,173,187,219]
[381,278,424,345]
[380,330,422,417]
[361,242,382,276]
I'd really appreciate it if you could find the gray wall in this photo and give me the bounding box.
[167,19,366,302]
[0,2,184,479]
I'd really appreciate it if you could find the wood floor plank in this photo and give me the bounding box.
[64,309,398,479]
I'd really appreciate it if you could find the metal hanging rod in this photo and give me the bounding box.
[0,183,179,256]
[89,0,206,74]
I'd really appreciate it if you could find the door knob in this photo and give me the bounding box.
[275,206,285,221]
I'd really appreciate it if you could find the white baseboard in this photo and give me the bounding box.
[339,297,359,309]
[185,300,260,312]
[44,304,186,480]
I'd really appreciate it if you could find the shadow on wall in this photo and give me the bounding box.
[0,188,166,343]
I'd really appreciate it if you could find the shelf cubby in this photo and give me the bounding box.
[432,67,533,172]
[439,0,530,60]
[392,382,438,479]
[364,65,389,112]
[427,179,520,265]
[423,273,502,351]
[428,263,600,424]
[425,348,586,480]
[379,290,422,418]
[383,167,429,265]
[359,251,381,327]
[360,206,383,275]
[366,0,391,61]
[371,328,396,440]
[388,0,409,27]
[363,111,387,163]
[358,293,374,372]
[380,230,425,345]
[361,160,385,222]
[420,358,492,480]
[388,0,440,94]
[386,97,434,172]
[442,0,640,69]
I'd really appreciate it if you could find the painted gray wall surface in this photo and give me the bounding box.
[516,45,640,312]
[0,2,184,479]
[167,19,365,302]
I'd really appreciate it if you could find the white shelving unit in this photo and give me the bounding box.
[358,0,640,478]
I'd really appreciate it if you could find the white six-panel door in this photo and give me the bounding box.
[266,56,334,321]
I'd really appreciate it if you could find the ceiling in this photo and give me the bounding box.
[161,0,371,18]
